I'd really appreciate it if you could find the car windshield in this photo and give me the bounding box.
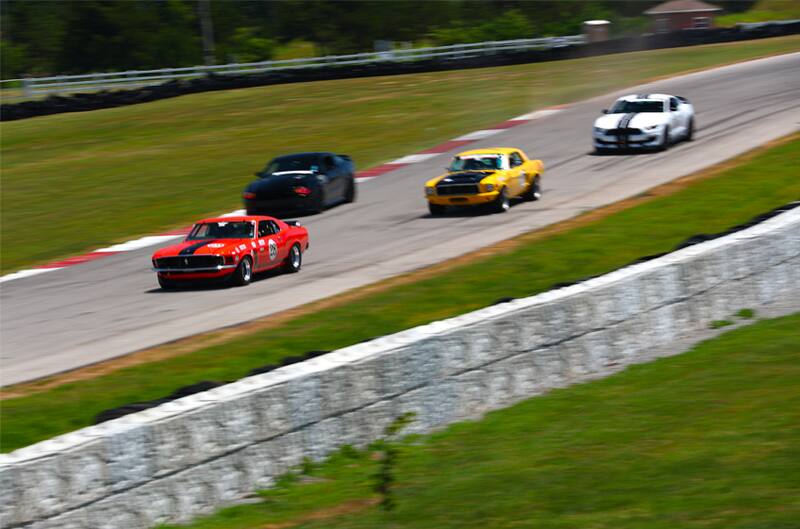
[449,155,503,172]
[610,100,664,113]
[187,221,254,240]
[263,154,320,175]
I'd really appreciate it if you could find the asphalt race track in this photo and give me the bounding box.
[2,53,799,386]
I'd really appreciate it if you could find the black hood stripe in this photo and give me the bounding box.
[179,241,216,255]
[618,112,637,129]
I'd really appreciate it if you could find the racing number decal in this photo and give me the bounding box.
[268,239,278,261]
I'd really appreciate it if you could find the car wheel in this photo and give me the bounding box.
[230,256,253,286]
[344,176,356,203]
[657,126,670,151]
[428,202,446,216]
[685,118,694,141]
[158,276,176,290]
[283,244,302,273]
[309,188,325,214]
[521,175,542,201]
[491,188,511,213]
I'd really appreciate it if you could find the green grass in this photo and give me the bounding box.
[2,133,798,453]
[2,36,800,272]
[736,308,756,319]
[717,0,800,26]
[157,313,800,529]
[710,319,734,329]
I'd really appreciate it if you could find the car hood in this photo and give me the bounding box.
[595,112,668,130]
[246,172,317,196]
[153,239,250,258]
[429,170,498,186]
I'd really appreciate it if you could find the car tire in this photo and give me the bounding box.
[158,276,176,290]
[491,188,510,214]
[309,188,325,214]
[283,244,302,273]
[428,202,446,216]
[685,118,694,141]
[657,126,670,151]
[521,175,542,201]
[230,256,253,286]
[344,176,356,203]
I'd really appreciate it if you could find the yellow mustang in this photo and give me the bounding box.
[424,147,543,215]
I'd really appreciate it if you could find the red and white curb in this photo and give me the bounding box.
[1,105,566,284]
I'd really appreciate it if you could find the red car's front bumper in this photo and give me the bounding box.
[154,264,237,282]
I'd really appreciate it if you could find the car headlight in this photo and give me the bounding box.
[643,124,662,131]
[425,187,435,196]
[593,126,607,134]
[484,183,495,192]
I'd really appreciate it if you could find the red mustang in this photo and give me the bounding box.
[151,215,309,289]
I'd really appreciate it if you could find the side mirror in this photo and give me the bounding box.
[602,109,608,114]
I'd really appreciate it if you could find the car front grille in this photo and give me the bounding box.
[436,184,480,196]
[607,128,642,136]
[155,255,223,269]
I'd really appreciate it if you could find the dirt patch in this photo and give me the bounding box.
[2,132,796,400]
[260,497,380,529]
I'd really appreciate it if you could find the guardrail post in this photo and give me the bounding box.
[22,76,33,98]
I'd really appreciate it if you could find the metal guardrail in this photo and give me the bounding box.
[0,36,585,99]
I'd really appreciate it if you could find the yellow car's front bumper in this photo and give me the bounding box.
[426,191,499,207]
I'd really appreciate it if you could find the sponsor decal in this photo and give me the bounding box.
[207,243,225,249]
[268,239,278,261]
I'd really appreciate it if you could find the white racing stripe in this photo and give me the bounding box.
[388,153,439,165]
[0,267,63,284]
[220,209,247,218]
[511,108,563,121]
[452,129,502,141]
[95,235,183,253]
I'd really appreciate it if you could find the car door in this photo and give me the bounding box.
[668,97,683,139]
[256,220,272,270]
[507,151,527,197]
[321,154,344,202]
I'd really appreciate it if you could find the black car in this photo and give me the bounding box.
[243,152,356,215]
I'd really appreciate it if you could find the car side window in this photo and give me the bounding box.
[268,220,281,234]
[323,155,335,170]
[258,220,270,237]
[509,152,523,168]
[669,98,678,111]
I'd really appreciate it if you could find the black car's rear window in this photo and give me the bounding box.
[264,154,321,174]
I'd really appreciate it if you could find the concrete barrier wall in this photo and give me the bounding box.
[2,208,798,529]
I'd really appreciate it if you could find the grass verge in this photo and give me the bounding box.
[717,0,800,26]
[1,133,798,452]
[2,35,800,272]
[157,313,800,529]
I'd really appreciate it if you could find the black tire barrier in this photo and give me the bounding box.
[94,200,799,424]
[3,22,798,122]
[94,380,226,424]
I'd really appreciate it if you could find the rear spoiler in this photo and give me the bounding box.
[676,96,690,104]
[337,154,352,162]
[285,220,302,227]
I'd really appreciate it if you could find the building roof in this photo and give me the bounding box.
[644,0,722,15]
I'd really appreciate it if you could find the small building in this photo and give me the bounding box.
[644,0,723,33]
[583,20,611,43]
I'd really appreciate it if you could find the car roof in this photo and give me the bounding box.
[617,93,672,102]
[194,215,279,224]
[271,152,331,160]
[455,147,518,156]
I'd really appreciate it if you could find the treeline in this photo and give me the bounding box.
[0,0,755,79]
